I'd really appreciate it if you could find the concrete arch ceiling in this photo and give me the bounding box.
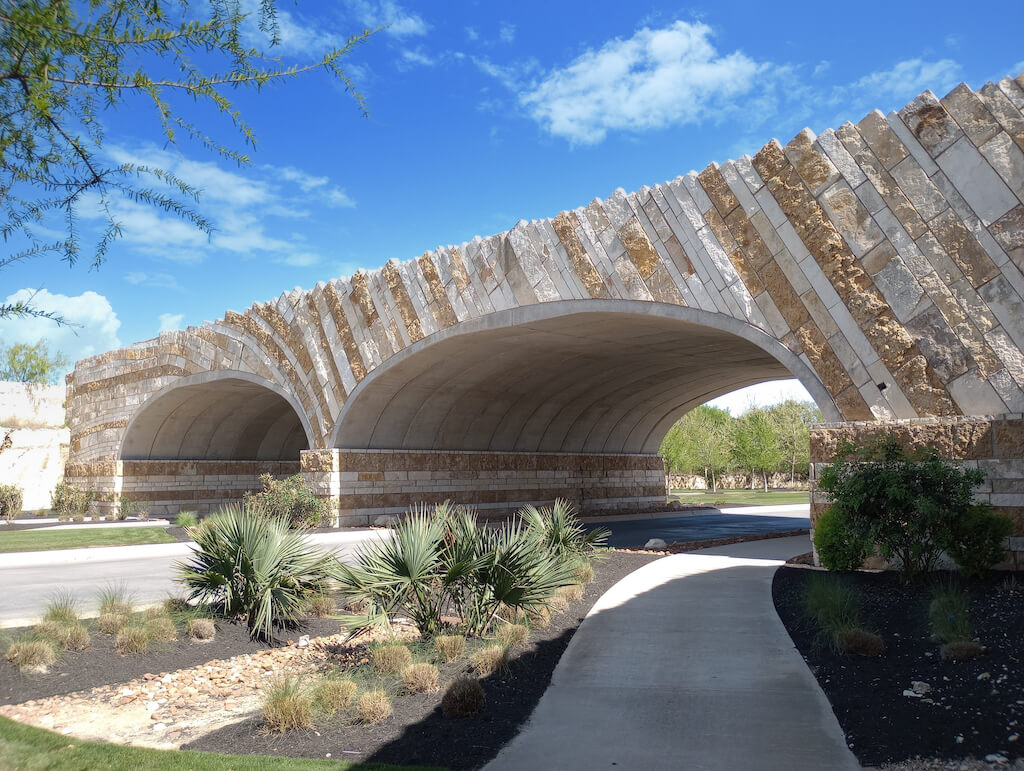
[333,304,836,455]
[120,377,309,461]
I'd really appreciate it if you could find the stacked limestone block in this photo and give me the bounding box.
[64,73,1024,522]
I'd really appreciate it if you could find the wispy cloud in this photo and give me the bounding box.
[399,48,435,69]
[158,312,184,332]
[124,271,181,290]
[276,252,322,267]
[348,0,427,38]
[498,23,515,44]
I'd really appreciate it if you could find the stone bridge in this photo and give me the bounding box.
[66,73,1024,531]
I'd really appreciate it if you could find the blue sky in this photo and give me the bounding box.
[2,0,1022,414]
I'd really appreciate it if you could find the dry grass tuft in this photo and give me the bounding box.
[941,640,984,660]
[263,677,313,732]
[495,604,527,624]
[306,593,335,617]
[115,626,149,654]
[144,616,178,643]
[187,618,216,641]
[434,634,466,663]
[834,628,885,656]
[546,593,570,614]
[402,663,440,693]
[357,689,392,723]
[495,623,529,649]
[526,604,552,628]
[163,597,190,614]
[574,560,595,585]
[471,644,509,676]
[556,584,584,602]
[441,677,485,718]
[36,620,90,651]
[5,640,57,671]
[371,644,413,674]
[311,677,358,714]
[98,613,129,635]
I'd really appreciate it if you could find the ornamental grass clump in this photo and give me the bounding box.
[174,511,199,528]
[175,505,336,641]
[305,592,334,617]
[42,591,79,627]
[115,626,149,654]
[471,644,508,676]
[144,616,177,643]
[263,677,313,732]
[311,677,358,714]
[434,634,465,662]
[930,580,983,659]
[495,623,529,649]
[97,585,135,617]
[371,644,413,675]
[98,613,129,635]
[6,639,56,672]
[402,663,440,693]
[186,617,216,641]
[36,620,89,651]
[804,574,883,656]
[441,677,485,718]
[357,689,392,723]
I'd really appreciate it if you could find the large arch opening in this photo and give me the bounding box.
[118,372,311,517]
[328,301,836,523]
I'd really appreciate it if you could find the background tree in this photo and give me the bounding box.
[0,339,68,384]
[1,1,372,321]
[660,405,731,491]
[730,409,784,492]
[765,400,822,483]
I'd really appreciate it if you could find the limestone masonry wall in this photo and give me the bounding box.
[0,382,68,512]
[300,449,665,526]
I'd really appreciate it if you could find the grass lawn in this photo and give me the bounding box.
[670,489,809,506]
[0,715,440,771]
[0,527,177,553]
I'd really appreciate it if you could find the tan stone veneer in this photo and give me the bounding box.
[64,71,1024,524]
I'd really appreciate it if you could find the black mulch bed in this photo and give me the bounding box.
[0,615,344,706]
[773,566,1024,766]
[183,550,660,770]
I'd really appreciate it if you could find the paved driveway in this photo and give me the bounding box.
[596,505,811,548]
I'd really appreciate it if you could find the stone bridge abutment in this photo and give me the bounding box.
[64,73,1024,539]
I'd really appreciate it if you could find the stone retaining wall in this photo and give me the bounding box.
[809,414,1024,561]
[301,449,666,526]
[0,382,68,512]
[65,460,299,517]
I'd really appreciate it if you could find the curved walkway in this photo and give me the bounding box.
[486,536,860,770]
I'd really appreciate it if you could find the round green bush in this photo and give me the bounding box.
[813,506,869,571]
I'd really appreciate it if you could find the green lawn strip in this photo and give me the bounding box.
[0,715,442,771]
[0,527,176,553]
[669,490,809,506]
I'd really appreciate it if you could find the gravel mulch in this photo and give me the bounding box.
[182,550,660,770]
[0,615,343,706]
[773,566,1024,767]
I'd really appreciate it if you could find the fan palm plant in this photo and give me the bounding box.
[520,498,610,561]
[175,506,335,641]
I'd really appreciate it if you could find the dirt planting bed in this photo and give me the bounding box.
[773,566,1024,767]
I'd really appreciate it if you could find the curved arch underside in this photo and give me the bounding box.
[335,311,798,455]
[121,378,308,461]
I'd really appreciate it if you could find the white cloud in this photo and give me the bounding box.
[838,58,962,106]
[349,0,427,38]
[275,166,329,192]
[0,289,122,366]
[465,26,478,42]
[399,48,435,69]
[276,252,321,267]
[158,313,184,332]
[707,380,815,415]
[240,0,349,55]
[1012,60,1024,77]
[515,21,765,144]
[326,189,356,208]
[124,272,180,290]
[498,23,515,44]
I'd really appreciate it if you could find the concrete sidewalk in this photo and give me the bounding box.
[486,536,859,771]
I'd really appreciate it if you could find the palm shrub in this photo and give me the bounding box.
[0,484,23,521]
[244,473,328,528]
[175,505,336,641]
[520,499,609,564]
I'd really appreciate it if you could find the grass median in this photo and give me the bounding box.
[669,490,809,507]
[0,715,437,770]
[0,527,177,553]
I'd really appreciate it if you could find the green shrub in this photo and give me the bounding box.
[441,677,485,718]
[117,498,149,521]
[51,482,93,521]
[813,506,870,571]
[263,677,313,732]
[6,639,57,671]
[174,511,199,528]
[817,437,1007,580]
[0,484,23,521]
[244,474,327,528]
[930,581,973,644]
[943,504,1013,578]
[311,677,357,714]
[175,505,336,641]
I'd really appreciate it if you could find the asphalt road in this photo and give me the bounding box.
[0,530,382,627]
[595,505,811,548]
[0,506,811,626]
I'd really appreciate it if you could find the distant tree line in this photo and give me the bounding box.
[659,400,823,492]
